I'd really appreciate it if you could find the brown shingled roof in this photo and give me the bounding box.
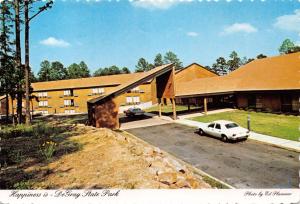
[31,72,145,91]
[176,52,300,97]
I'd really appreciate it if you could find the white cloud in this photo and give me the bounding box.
[40,37,70,47]
[274,9,300,33]
[131,0,191,10]
[222,23,257,35]
[186,31,199,37]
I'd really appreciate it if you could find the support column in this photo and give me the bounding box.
[172,98,177,120]
[204,97,207,115]
[158,98,162,117]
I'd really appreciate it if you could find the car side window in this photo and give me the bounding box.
[215,124,221,129]
[208,123,215,128]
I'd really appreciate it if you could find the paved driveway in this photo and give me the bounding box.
[119,114,172,130]
[127,123,298,188]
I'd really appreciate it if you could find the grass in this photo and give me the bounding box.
[145,104,200,114]
[190,110,299,141]
[0,116,84,189]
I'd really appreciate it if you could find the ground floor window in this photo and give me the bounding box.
[65,109,75,114]
[40,110,48,115]
[126,96,140,104]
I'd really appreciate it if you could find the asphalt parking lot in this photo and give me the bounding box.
[126,123,298,188]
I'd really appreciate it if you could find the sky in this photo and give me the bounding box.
[27,0,300,74]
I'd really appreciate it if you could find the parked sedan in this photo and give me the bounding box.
[198,120,249,142]
[124,107,145,117]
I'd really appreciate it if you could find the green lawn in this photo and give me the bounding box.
[190,110,300,141]
[145,104,200,113]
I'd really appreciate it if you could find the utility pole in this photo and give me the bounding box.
[24,0,53,125]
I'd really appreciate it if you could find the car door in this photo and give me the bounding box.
[214,123,222,138]
[206,123,215,136]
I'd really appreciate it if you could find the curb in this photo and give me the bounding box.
[247,137,300,153]
[175,119,300,153]
[120,130,234,189]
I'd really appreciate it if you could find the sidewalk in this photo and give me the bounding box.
[177,108,235,119]
[174,118,300,152]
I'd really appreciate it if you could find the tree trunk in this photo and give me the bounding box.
[11,97,15,126]
[25,0,31,125]
[5,93,9,123]
[14,0,22,124]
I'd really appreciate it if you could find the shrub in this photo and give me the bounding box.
[13,180,33,189]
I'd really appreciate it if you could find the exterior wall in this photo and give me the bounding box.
[0,98,7,115]
[236,94,248,108]
[260,94,281,111]
[6,83,152,115]
[175,63,217,84]
[236,91,299,113]
[88,98,119,129]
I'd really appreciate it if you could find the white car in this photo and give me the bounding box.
[198,120,249,142]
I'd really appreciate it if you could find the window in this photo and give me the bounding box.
[208,123,215,128]
[126,97,133,104]
[225,123,239,129]
[64,90,73,96]
[65,110,75,114]
[64,99,74,107]
[39,101,48,107]
[38,92,47,98]
[92,88,104,95]
[133,96,140,103]
[215,124,221,129]
[41,110,48,115]
[126,96,140,104]
[131,86,140,93]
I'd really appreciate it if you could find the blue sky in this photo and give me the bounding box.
[28,0,300,74]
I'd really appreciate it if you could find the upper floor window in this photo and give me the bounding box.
[64,90,73,96]
[131,86,140,92]
[38,92,47,98]
[39,101,48,107]
[92,88,104,95]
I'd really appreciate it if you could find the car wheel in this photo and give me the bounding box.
[198,129,204,135]
[221,135,228,143]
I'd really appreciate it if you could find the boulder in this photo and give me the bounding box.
[158,172,177,185]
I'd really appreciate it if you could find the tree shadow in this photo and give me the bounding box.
[0,114,89,189]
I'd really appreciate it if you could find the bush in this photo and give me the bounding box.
[0,124,33,138]
[13,180,33,189]
[0,123,60,139]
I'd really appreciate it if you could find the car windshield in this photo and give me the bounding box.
[225,123,239,129]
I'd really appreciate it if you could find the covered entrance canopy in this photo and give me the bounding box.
[87,64,176,129]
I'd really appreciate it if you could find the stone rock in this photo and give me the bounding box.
[158,172,177,185]
[153,147,162,154]
[175,179,191,188]
[130,146,143,156]
[186,178,200,189]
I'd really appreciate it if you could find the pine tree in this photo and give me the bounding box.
[0,0,17,124]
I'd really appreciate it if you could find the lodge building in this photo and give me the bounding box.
[0,53,299,117]
[0,63,216,116]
